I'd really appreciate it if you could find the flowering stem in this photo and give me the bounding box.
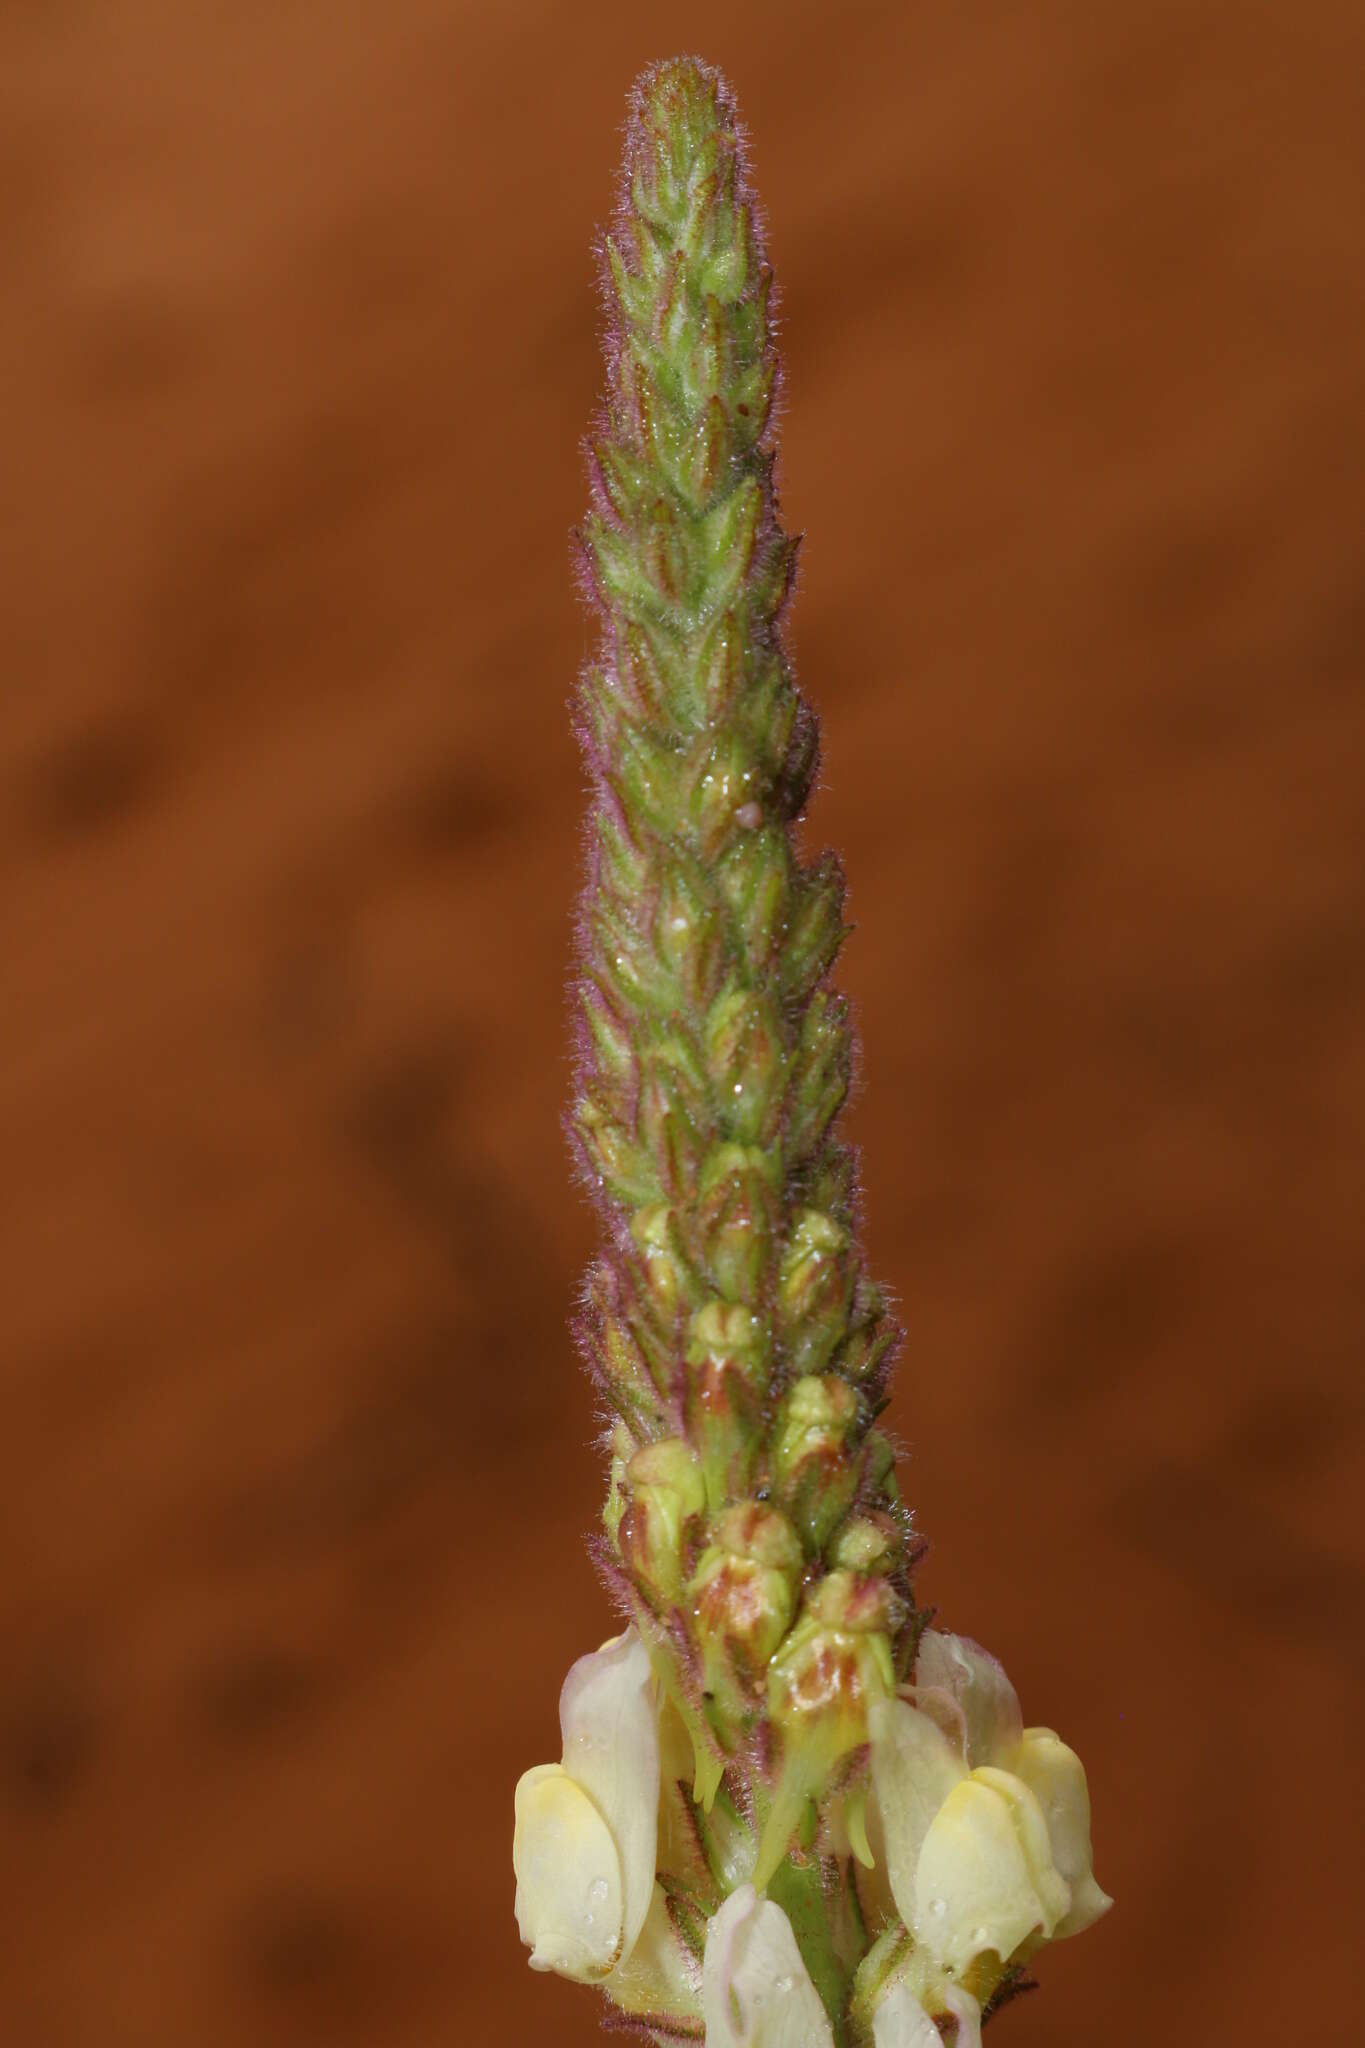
[513,57,1111,2048]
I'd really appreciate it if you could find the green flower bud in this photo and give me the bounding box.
[628,1203,701,1324]
[780,854,846,1003]
[835,1277,897,1387]
[684,1300,768,1505]
[786,993,851,1169]
[767,1610,892,1767]
[695,1143,779,1306]
[771,1372,861,1553]
[702,983,786,1147]
[618,1438,707,1601]
[804,1567,907,1640]
[637,1039,710,1199]
[778,1208,857,1375]
[715,823,791,968]
[827,1508,907,1577]
[688,1503,804,1717]
[754,1608,895,1889]
[859,1427,899,1503]
[583,1262,666,1435]
[652,864,725,1006]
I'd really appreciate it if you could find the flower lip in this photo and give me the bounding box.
[513,1763,624,1979]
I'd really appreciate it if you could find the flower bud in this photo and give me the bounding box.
[781,854,845,1004]
[688,1503,803,1717]
[684,1300,768,1503]
[785,992,851,1169]
[637,1040,709,1200]
[754,1607,895,1889]
[805,1567,907,1641]
[715,823,791,971]
[653,864,725,1005]
[618,1438,707,1601]
[582,1262,667,1438]
[696,1143,778,1306]
[771,1373,861,1553]
[702,984,785,1146]
[629,1203,702,1324]
[778,1208,857,1374]
[835,1278,897,1388]
[827,1509,906,1577]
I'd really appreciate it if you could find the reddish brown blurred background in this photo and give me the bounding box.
[3,3,1363,2043]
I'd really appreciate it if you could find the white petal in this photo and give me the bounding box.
[513,1763,624,1981]
[560,1626,660,1966]
[609,1881,704,2023]
[1009,1728,1112,1938]
[872,1978,942,2048]
[913,1776,1058,1975]
[942,1985,983,2048]
[914,1630,1021,1768]
[867,1697,966,1931]
[702,1884,836,2048]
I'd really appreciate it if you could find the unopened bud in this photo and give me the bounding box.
[754,1608,895,1890]
[702,985,784,1147]
[618,1438,706,1601]
[804,1567,907,1640]
[778,1209,856,1374]
[834,1278,897,1386]
[715,824,790,971]
[858,1428,898,1504]
[771,1373,861,1554]
[696,1144,778,1306]
[768,1611,891,1770]
[629,1204,701,1323]
[688,1503,803,1707]
[638,1040,710,1199]
[684,1301,769,1504]
[827,1509,906,1578]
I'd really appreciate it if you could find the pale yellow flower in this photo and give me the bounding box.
[869,1629,1111,1984]
[513,1629,661,1983]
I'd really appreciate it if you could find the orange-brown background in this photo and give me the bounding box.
[2,3,1362,2044]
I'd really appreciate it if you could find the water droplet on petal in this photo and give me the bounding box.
[588,1877,610,1904]
[929,1896,948,1918]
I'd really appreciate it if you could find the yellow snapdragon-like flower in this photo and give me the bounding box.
[703,1886,949,2048]
[512,1627,705,2027]
[868,1629,1111,1990]
[513,1629,661,1981]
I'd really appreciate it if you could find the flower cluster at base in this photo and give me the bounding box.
[514,1626,1109,2045]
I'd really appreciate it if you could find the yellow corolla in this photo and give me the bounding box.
[513,1629,661,1982]
[869,1629,1111,1985]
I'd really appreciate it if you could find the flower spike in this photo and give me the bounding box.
[514,55,1110,2046]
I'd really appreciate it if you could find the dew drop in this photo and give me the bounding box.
[588,1877,610,1905]
[774,1974,793,1996]
[929,1896,948,1919]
